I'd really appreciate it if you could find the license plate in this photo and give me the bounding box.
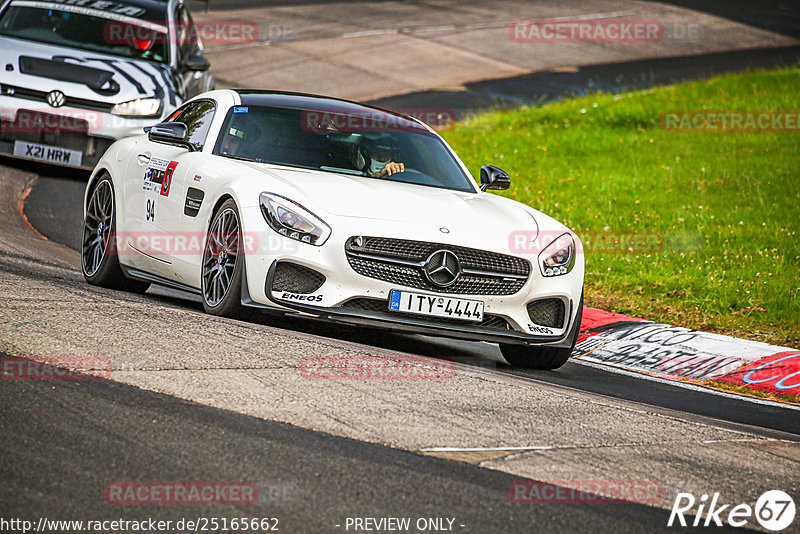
[388,290,484,322]
[14,140,83,166]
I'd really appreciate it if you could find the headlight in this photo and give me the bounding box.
[111,97,162,117]
[539,233,575,277]
[260,193,331,246]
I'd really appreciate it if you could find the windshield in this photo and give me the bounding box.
[0,3,169,63]
[212,106,476,193]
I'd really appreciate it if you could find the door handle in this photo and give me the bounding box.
[137,153,151,165]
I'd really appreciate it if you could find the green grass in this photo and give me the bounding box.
[443,67,800,348]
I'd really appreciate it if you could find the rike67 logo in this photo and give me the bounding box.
[669,490,795,531]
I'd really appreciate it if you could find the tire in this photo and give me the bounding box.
[82,174,150,293]
[500,292,584,370]
[201,199,244,317]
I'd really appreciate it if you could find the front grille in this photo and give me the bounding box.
[345,236,530,295]
[271,262,326,294]
[526,298,566,328]
[1,84,115,113]
[339,297,512,330]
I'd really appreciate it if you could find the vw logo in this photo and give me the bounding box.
[47,90,66,108]
[423,249,461,288]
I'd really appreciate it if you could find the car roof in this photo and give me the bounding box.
[235,90,429,129]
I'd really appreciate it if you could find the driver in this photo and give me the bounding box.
[221,126,246,155]
[220,114,261,156]
[358,137,404,177]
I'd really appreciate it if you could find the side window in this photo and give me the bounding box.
[174,5,200,63]
[170,100,216,150]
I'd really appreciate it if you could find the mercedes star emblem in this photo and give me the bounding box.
[423,249,461,288]
[47,90,66,108]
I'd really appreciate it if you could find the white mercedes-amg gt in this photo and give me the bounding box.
[82,90,584,369]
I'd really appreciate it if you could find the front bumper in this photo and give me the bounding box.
[260,259,580,348]
[240,207,584,347]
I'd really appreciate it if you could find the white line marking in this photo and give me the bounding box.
[544,11,636,22]
[342,29,398,38]
[571,358,800,412]
[421,446,553,452]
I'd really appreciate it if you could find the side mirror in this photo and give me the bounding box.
[480,165,511,191]
[147,122,195,151]
[183,53,210,72]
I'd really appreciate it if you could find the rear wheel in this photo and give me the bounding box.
[500,293,584,370]
[201,199,244,317]
[82,174,149,293]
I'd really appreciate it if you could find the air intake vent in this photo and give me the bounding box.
[271,262,325,294]
[526,298,566,328]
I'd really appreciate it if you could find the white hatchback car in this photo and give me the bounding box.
[0,0,213,169]
[82,90,584,369]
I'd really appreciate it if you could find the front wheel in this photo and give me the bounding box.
[201,199,244,317]
[500,293,584,370]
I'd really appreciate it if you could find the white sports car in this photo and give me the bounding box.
[82,90,585,369]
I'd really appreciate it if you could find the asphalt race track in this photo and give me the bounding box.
[3,1,800,532]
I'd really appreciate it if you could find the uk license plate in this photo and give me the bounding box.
[14,140,83,166]
[388,290,484,322]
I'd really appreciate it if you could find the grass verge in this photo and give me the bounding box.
[443,67,799,349]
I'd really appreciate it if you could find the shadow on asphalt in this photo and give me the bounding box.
[369,45,800,117]
[649,0,800,38]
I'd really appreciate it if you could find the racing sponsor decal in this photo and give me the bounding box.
[161,160,178,197]
[279,292,322,303]
[143,191,158,229]
[143,157,169,190]
[715,351,800,395]
[574,308,794,382]
[142,157,169,229]
[184,187,205,217]
[24,0,147,19]
[527,324,554,335]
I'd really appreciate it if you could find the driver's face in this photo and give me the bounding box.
[223,136,242,154]
[371,147,391,162]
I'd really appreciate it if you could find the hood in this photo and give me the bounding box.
[0,36,179,110]
[238,162,544,245]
